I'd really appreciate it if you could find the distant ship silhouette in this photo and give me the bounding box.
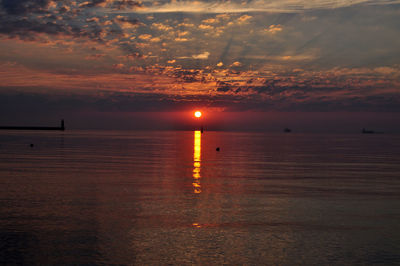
[284,128,292,133]
[362,128,383,134]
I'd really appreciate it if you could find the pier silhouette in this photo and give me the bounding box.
[0,120,65,131]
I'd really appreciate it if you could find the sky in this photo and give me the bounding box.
[1,0,400,131]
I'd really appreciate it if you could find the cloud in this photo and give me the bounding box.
[138,34,152,40]
[111,0,142,10]
[202,18,218,24]
[1,60,400,114]
[374,66,400,75]
[79,0,108,8]
[216,81,231,92]
[124,52,147,59]
[113,63,125,69]
[0,17,73,40]
[0,61,177,93]
[243,54,317,61]
[151,22,173,31]
[178,31,189,37]
[114,15,142,29]
[1,0,400,116]
[192,51,210,60]
[86,17,101,23]
[199,24,214,30]
[237,15,252,24]
[1,0,53,15]
[264,24,283,34]
[79,0,142,10]
[231,61,242,67]
[124,0,400,14]
[177,22,195,28]
[0,2,125,43]
[150,36,161,42]
[175,37,189,42]
[58,5,71,13]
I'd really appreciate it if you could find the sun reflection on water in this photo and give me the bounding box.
[193,130,201,194]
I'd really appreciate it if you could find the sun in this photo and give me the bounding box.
[194,111,202,118]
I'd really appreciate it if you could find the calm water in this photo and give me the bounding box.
[0,130,399,265]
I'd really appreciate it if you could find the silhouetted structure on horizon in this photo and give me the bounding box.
[362,128,374,134]
[284,128,292,133]
[0,119,65,131]
[362,128,383,134]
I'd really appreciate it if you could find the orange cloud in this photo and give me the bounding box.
[175,37,189,42]
[150,37,161,42]
[231,61,242,67]
[113,63,125,69]
[151,22,173,31]
[139,34,152,40]
[192,52,210,60]
[199,24,214,30]
[202,18,218,24]
[264,25,283,34]
[237,15,252,24]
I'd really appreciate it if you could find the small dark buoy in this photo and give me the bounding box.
[30,143,34,147]
[216,147,220,151]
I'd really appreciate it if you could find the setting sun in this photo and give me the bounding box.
[194,111,202,118]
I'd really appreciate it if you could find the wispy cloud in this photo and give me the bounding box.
[123,0,400,13]
[192,52,210,60]
[264,24,283,34]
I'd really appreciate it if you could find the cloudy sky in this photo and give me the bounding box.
[1,0,400,131]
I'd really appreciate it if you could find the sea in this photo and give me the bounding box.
[0,130,399,265]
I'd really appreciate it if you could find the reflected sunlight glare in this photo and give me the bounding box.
[193,130,202,193]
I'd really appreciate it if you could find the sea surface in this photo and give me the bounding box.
[0,130,399,265]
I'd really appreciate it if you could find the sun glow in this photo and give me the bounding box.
[194,111,202,118]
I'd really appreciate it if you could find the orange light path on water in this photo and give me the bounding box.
[193,130,201,194]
